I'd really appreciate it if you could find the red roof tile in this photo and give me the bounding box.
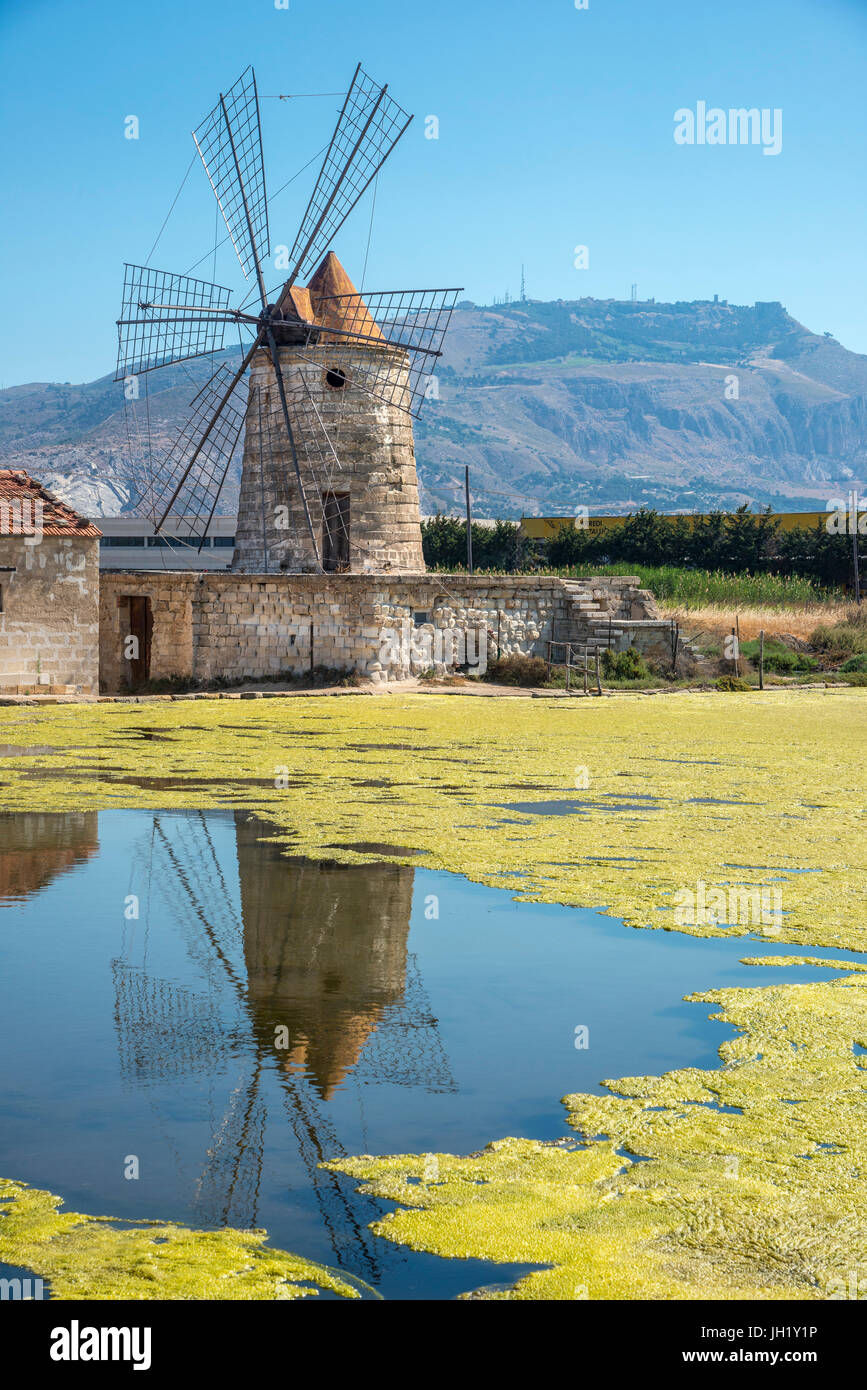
[0,470,101,538]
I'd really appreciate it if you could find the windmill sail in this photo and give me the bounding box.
[308,284,463,418]
[235,373,347,573]
[285,64,412,286]
[145,362,248,542]
[193,66,269,290]
[115,263,236,379]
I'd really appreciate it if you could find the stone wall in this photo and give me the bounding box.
[99,571,658,690]
[0,537,100,693]
[99,572,196,691]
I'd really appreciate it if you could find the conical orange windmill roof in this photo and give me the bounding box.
[306,251,385,344]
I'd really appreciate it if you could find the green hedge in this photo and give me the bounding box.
[421,506,856,593]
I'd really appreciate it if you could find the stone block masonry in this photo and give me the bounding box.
[0,537,100,694]
[99,572,659,690]
[234,343,425,575]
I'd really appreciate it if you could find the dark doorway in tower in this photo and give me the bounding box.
[322,492,350,572]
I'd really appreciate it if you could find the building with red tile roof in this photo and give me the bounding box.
[0,469,102,538]
[0,469,101,694]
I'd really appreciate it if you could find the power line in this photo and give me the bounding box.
[186,142,329,282]
[144,153,198,267]
[259,92,346,100]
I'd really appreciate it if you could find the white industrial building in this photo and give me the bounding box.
[95,516,237,571]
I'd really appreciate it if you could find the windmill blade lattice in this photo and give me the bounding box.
[193,1066,268,1230]
[286,65,412,286]
[296,287,462,418]
[350,955,457,1092]
[147,363,248,541]
[115,263,236,379]
[253,378,349,566]
[193,66,269,288]
[112,963,229,1086]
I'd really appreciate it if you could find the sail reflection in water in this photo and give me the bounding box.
[107,810,453,1272]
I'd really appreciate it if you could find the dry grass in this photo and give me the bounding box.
[660,601,857,641]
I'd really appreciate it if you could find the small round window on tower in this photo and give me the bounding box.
[325,367,348,390]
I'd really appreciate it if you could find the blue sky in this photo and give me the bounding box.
[1,0,865,386]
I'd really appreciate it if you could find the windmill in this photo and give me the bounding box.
[115,65,462,573]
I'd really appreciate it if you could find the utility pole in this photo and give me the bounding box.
[520,264,526,302]
[465,465,473,574]
[853,488,862,603]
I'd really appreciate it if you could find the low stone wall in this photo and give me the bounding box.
[98,571,658,689]
[0,537,100,694]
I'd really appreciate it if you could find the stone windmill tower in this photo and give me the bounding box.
[115,65,460,575]
[234,251,424,574]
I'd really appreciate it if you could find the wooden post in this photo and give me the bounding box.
[732,623,740,678]
[546,640,552,682]
[759,629,765,690]
[583,643,588,694]
[595,648,602,695]
[566,643,571,692]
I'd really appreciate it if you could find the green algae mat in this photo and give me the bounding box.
[2,688,866,1299]
[0,1178,359,1300]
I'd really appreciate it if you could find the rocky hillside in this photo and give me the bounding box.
[2,296,865,519]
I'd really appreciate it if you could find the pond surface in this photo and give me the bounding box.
[0,808,858,1300]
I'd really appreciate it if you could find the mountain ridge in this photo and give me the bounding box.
[2,294,865,519]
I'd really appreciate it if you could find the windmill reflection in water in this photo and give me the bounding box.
[111,810,455,1280]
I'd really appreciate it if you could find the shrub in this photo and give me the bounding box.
[840,652,867,673]
[810,611,867,664]
[134,674,200,695]
[740,638,816,673]
[421,506,854,593]
[601,648,649,681]
[716,675,753,692]
[485,654,549,686]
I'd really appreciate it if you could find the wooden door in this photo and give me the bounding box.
[322,493,350,572]
[127,595,152,687]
